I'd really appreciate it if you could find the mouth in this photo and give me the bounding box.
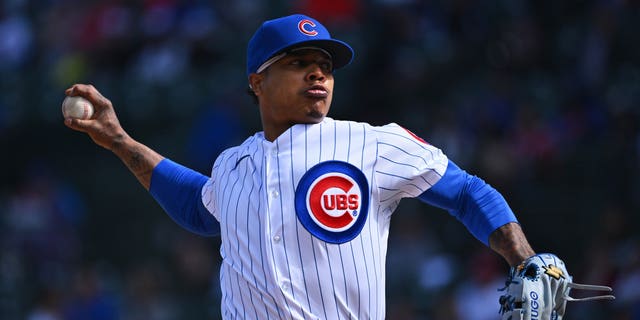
[304,85,329,99]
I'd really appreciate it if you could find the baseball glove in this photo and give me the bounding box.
[498,253,614,320]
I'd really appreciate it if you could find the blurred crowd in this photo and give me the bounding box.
[1,0,639,319]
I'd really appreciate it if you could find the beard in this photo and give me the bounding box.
[307,108,325,120]
[305,98,330,121]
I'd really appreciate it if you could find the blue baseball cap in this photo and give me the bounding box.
[246,14,354,77]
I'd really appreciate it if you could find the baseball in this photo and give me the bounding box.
[62,96,94,120]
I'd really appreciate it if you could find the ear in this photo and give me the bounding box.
[248,73,264,96]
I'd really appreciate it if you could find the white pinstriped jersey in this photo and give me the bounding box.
[202,117,448,319]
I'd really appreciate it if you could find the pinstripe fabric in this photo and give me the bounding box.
[202,118,448,319]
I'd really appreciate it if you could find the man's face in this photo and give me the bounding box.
[250,48,335,134]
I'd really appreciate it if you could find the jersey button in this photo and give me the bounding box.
[281,282,290,291]
[273,235,281,242]
[271,190,279,198]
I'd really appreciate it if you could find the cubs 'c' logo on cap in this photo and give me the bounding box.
[295,161,369,244]
[298,19,319,36]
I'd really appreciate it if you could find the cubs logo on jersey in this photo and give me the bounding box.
[295,161,369,244]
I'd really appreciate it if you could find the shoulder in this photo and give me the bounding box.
[325,119,431,145]
[213,134,258,168]
[330,120,414,137]
[370,122,430,145]
[372,123,446,163]
[323,117,378,133]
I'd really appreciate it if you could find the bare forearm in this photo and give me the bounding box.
[110,134,164,190]
[489,222,536,267]
[63,84,164,190]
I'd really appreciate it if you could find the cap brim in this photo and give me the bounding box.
[275,39,354,71]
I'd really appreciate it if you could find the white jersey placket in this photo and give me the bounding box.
[262,139,296,309]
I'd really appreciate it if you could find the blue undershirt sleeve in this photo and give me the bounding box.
[149,158,220,237]
[417,160,517,246]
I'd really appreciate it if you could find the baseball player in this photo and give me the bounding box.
[64,14,613,319]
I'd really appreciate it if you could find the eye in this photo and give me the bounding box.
[290,59,304,66]
[320,62,333,72]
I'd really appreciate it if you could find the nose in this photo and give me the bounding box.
[305,63,327,82]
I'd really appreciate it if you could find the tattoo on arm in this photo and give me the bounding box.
[489,222,536,267]
[112,137,163,190]
[128,151,153,182]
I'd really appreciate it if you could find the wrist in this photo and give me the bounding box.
[109,135,164,190]
[108,131,132,152]
[489,222,535,267]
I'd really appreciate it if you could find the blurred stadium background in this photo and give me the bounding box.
[1,0,638,319]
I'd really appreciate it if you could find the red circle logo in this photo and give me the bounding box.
[295,161,369,244]
[307,173,361,232]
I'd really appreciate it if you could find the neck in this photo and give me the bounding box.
[261,121,290,142]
